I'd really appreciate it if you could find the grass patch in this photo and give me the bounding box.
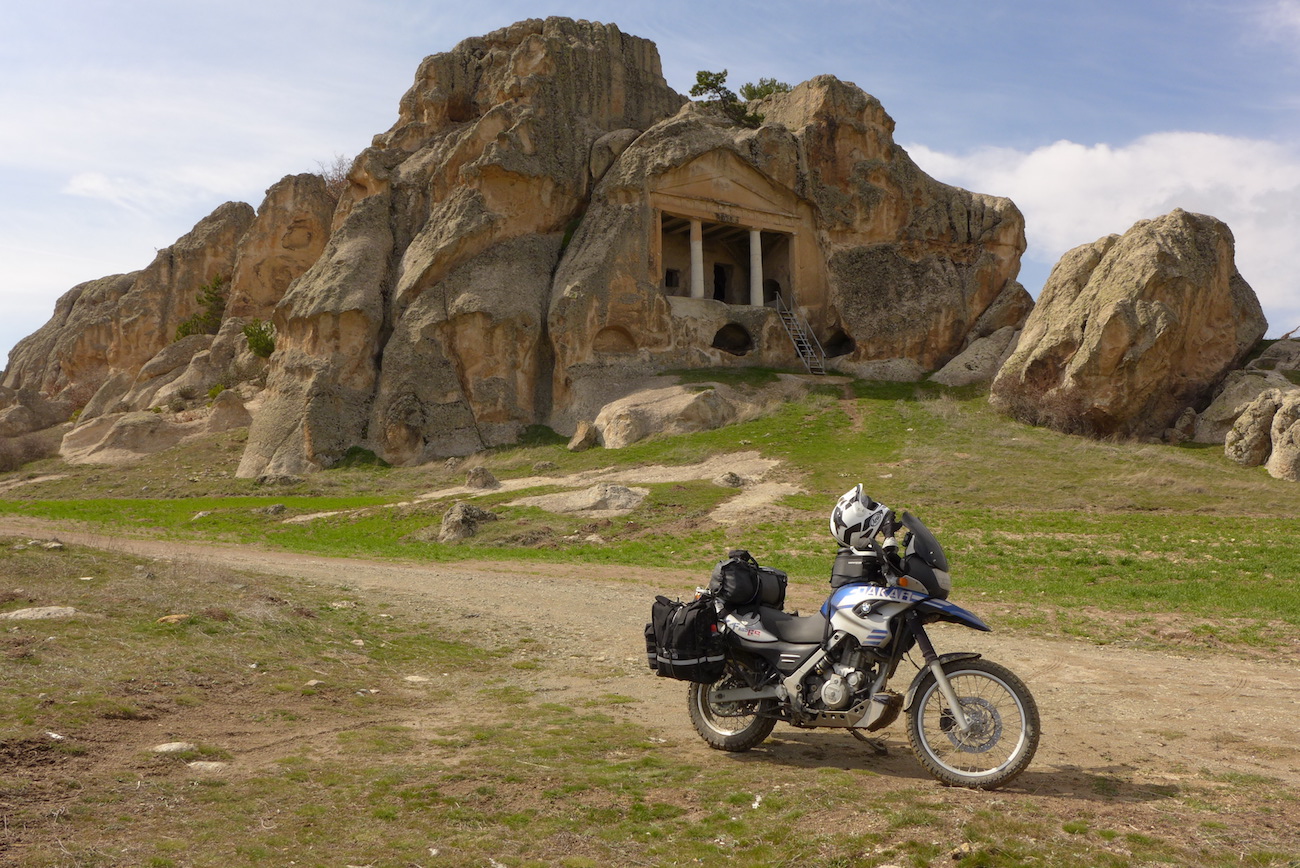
[4,380,1300,654]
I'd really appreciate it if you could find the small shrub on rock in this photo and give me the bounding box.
[243,319,276,358]
[175,275,228,340]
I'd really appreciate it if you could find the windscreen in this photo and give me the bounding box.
[900,511,949,572]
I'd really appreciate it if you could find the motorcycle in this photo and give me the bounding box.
[678,509,1039,790]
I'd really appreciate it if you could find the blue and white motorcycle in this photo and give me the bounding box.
[687,490,1040,790]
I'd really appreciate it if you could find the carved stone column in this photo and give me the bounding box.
[690,219,704,299]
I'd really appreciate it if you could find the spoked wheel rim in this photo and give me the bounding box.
[694,672,762,736]
[688,660,776,751]
[914,667,1032,780]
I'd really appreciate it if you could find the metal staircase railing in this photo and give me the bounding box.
[776,297,826,375]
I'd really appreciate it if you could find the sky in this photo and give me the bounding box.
[2,0,1298,367]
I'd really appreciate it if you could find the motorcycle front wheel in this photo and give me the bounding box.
[906,657,1039,789]
[687,661,776,752]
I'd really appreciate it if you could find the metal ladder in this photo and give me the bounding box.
[777,297,826,375]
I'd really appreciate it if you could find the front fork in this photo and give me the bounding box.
[906,611,973,734]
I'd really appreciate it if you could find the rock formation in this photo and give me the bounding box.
[61,390,251,465]
[5,17,1032,474]
[1192,369,1296,444]
[1,175,334,458]
[238,18,688,478]
[990,209,1266,438]
[3,203,254,423]
[1225,388,1300,481]
[548,75,1030,427]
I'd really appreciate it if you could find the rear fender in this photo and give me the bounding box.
[902,651,982,712]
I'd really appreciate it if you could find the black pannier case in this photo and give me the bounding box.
[646,595,725,682]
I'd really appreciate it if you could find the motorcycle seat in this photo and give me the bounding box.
[744,606,828,644]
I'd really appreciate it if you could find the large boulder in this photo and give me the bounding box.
[931,326,1020,388]
[1227,388,1300,481]
[1266,393,1300,481]
[1246,338,1300,374]
[1225,389,1287,467]
[594,384,743,449]
[990,209,1266,438]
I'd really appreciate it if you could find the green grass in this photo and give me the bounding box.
[4,380,1300,651]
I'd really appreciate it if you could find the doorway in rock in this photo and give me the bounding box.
[713,264,733,302]
[823,328,856,358]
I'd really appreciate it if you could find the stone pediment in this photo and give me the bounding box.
[649,152,800,228]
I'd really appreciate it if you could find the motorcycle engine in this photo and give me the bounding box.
[818,674,851,709]
[808,642,874,711]
[815,669,868,710]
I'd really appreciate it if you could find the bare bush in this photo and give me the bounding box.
[315,153,352,200]
[0,429,62,472]
[992,380,1100,437]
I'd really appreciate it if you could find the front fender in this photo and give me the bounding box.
[915,598,992,632]
[902,651,983,712]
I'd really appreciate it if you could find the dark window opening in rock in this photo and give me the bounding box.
[713,264,730,301]
[823,328,855,358]
[763,278,783,307]
[592,326,637,353]
[664,268,681,289]
[712,323,753,355]
[445,96,477,123]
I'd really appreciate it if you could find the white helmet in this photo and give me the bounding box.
[829,484,889,549]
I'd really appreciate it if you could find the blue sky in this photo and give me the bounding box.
[2,0,1298,365]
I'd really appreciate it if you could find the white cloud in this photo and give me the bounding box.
[908,133,1300,336]
[1258,0,1300,41]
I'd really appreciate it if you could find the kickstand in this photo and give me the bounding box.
[850,731,888,756]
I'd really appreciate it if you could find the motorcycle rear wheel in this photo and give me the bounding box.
[687,662,776,752]
[905,657,1039,790]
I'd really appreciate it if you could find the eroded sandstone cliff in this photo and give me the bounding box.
[3,16,1034,474]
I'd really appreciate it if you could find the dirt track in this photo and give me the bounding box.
[6,515,1299,808]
